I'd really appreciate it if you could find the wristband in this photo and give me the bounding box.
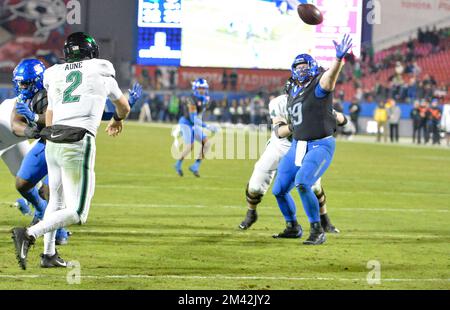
[113,111,124,121]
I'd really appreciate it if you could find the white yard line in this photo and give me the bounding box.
[1,201,448,213]
[0,226,446,240]
[0,273,448,283]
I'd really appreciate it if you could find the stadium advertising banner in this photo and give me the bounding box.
[137,0,363,70]
[133,65,290,92]
[177,67,290,92]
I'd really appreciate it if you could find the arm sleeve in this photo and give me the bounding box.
[105,77,123,101]
[315,83,331,99]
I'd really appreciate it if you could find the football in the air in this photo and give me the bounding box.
[297,3,323,25]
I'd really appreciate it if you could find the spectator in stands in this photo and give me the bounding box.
[434,83,448,100]
[374,101,388,143]
[230,69,238,91]
[429,100,442,145]
[139,92,153,123]
[418,27,425,44]
[222,70,229,90]
[169,69,177,90]
[441,104,450,147]
[229,99,238,124]
[349,99,361,134]
[406,77,418,102]
[155,67,162,90]
[410,100,421,144]
[158,94,170,122]
[237,100,245,124]
[168,92,180,123]
[388,99,401,143]
[418,101,430,144]
[249,94,264,126]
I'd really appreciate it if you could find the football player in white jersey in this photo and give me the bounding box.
[11,32,140,270]
[239,79,343,237]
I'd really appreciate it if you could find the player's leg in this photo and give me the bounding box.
[311,178,339,233]
[38,176,71,245]
[23,137,96,268]
[1,142,33,215]
[272,140,302,238]
[15,141,48,222]
[12,141,64,269]
[295,137,336,245]
[188,127,210,177]
[240,140,283,229]
[175,123,195,176]
[1,141,30,176]
[40,156,66,267]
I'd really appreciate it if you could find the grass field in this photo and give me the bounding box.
[0,122,449,290]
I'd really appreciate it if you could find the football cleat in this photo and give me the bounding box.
[174,162,184,177]
[12,198,32,216]
[303,222,326,245]
[320,214,340,233]
[11,227,35,270]
[40,251,68,268]
[273,222,303,239]
[323,224,340,234]
[55,229,71,246]
[189,166,200,178]
[239,209,258,230]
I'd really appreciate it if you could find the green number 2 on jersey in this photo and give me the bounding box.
[63,71,82,103]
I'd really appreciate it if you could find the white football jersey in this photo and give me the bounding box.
[44,58,123,136]
[268,94,291,148]
[0,98,27,153]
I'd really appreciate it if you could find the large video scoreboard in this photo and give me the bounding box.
[136,0,363,69]
[136,0,182,66]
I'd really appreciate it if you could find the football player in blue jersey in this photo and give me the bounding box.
[272,34,352,245]
[174,78,218,177]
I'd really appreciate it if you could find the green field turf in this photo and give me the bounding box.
[0,122,449,290]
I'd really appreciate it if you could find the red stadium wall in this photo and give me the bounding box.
[133,65,290,93]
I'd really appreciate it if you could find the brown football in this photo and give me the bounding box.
[297,3,323,25]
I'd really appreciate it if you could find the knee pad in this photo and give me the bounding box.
[314,186,327,208]
[246,184,263,205]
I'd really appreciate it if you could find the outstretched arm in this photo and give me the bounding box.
[319,34,352,92]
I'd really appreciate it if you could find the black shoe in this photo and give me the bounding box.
[11,227,35,270]
[40,251,68,268]
[320,214,340,233]
[239,209,258,230]
[303,222,326,245]
[273,222,303,239]
[189,166,200,177]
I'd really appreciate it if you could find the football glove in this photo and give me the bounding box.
[128,83,143,108]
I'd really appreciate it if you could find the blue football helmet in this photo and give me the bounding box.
[291,54,319,84]
[192,78,209,102]
[12,59,46,100]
